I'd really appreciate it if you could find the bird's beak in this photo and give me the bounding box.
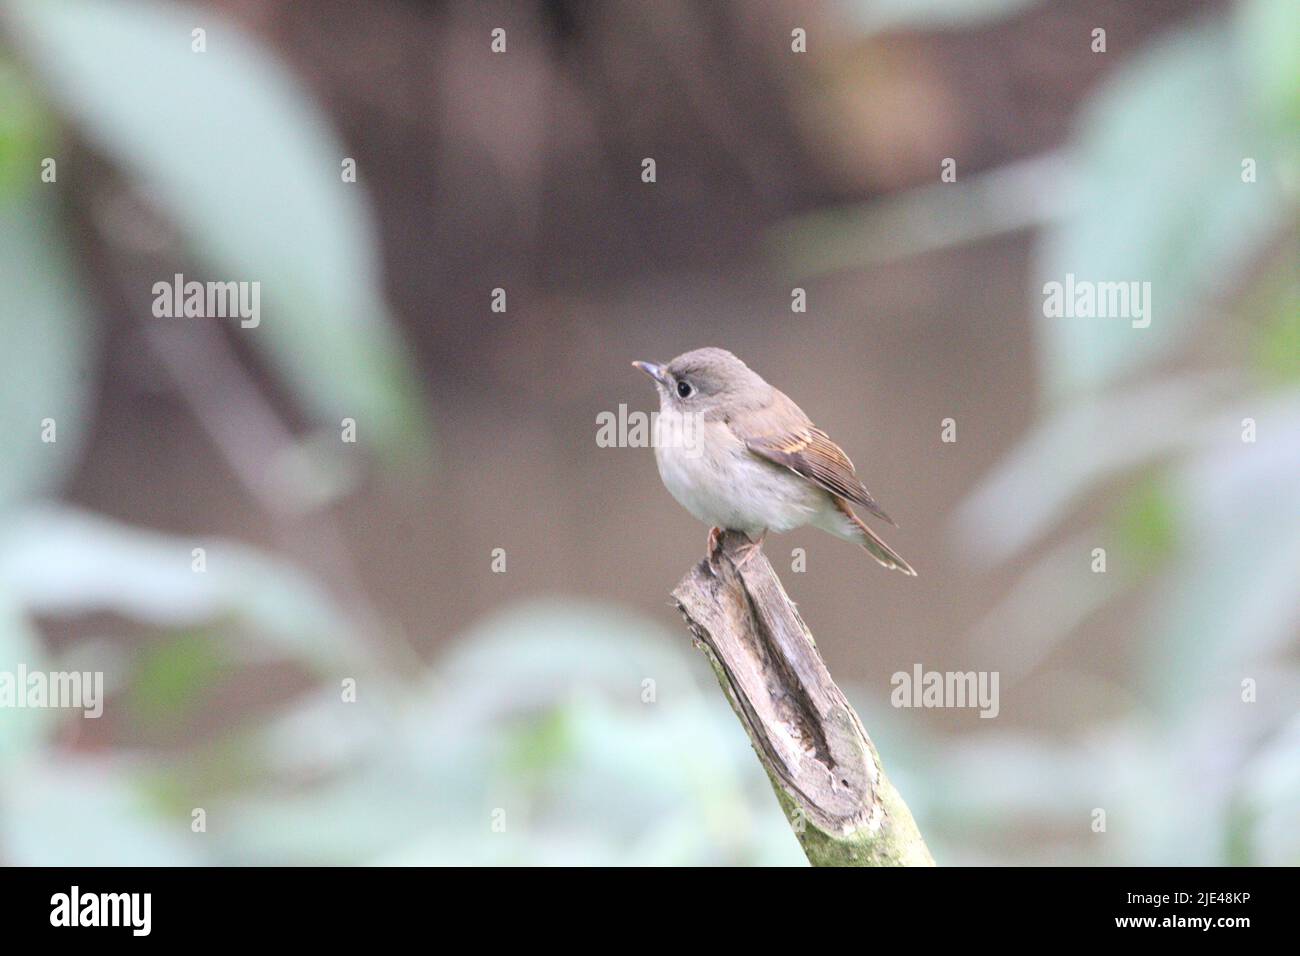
[632,360,671,387]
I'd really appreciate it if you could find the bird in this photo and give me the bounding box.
[633,347,915,576]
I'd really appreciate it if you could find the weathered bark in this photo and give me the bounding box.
[672,531,934,866]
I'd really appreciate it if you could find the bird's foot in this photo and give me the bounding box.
[732,530,768,569]
[706,526,725,573]
[707,522,728,574]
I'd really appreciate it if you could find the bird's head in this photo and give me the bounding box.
[633,347,768,416]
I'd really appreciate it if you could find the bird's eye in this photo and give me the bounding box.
[676,380,693,398]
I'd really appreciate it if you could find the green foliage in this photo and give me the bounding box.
[5,0,430,459]
[0,0,1294,867]
[127,630,229,731]
[198,602,805,866]
[0,196,93,510]
[942,1,1300,864]
[1111,474,1178,572]
[1236,0,1300,136]
[0,58,51,199]
[0,506,367,670]
[1249,269,1300,385]
[1035,16,1291,400]
[0,0,437,863]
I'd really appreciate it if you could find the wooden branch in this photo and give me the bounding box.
[673,531,934,866]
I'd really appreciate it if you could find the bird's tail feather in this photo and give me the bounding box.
[834,498,917,576]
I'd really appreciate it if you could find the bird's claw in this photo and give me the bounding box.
[707,528,764,572]
[733,530,767,569]
[707,528,766,573]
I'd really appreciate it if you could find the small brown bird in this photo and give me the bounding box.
[633,347,915,575]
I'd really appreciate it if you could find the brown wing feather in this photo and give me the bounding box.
[744,425,896,526]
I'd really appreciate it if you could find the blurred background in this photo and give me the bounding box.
[0,0,1295,865]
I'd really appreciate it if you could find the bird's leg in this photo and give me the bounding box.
[733,529,768,569]
[706,526,726,573]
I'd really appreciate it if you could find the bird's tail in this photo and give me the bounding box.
[833,498,917,576]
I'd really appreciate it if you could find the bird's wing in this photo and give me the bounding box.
[735,395,896,526]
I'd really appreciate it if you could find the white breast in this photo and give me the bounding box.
[652,409,822,537]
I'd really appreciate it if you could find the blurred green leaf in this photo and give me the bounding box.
[5,0,429,458]
[954,373,1234,562]
[0,504,366,672]
[436,600,702,706]
[0,56,53,200]
[504,705,574,777]
[770,153,1071,280]
[1249,266,1300,385]
[215,600,805,865]
[1036,18,1289,399]
[128,630,229,730]
[1240,712,1300,865]
[1142,396,1300,715]
[0,591,53,768]
[1111,473,1178,571]
[0,194,94,510]
[1235,0,1300,143]
[2,756,202,865]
